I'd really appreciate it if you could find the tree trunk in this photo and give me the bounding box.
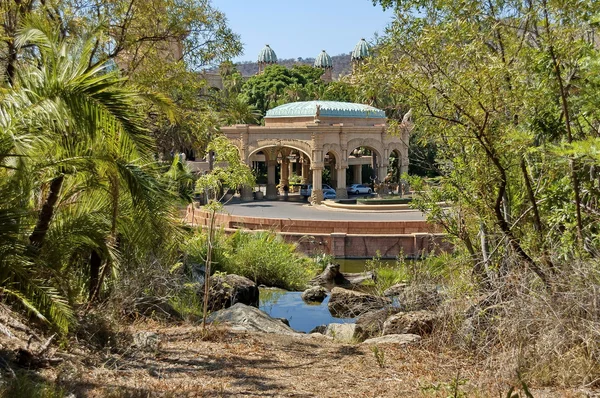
[29,175,64,250]
[309,263,376,288]
[88,250,102,301]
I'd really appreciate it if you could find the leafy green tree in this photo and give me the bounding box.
[368,0,600,283]
[195,135,254,328]
[238,64,325,117]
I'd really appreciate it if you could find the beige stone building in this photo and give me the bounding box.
[222,100,412,203]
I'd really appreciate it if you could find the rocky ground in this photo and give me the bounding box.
[1,319,596,397]
[1,276,599,398]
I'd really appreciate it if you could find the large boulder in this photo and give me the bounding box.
[382,310,437,336]
[208,274,259,311]
[129,296,182,320]
[328,287,391,318]
[382,283,408,297]
[301,286,328,303]
[395,284,441,312]
[207,303,298,335]
[324,323,357,343]
[353,307,403,342]
[361,334,421,346]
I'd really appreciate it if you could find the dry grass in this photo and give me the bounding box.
[4,323,589,398]
[431,259,600,391]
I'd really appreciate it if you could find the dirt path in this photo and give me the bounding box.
[56,325,589,398]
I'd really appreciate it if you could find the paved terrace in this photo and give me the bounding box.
[221,195,425,222]
[187,195,444,258]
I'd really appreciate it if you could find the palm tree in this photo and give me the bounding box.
[0,23,180,332]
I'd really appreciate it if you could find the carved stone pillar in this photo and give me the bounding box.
[280,158,289,194]
[353,164,362,184]
[378,165,388,182]
[335,166,348,199]
[310,165,323,204]
[266,159,278,200]
[302,160,310,184]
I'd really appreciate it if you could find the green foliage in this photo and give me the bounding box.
[366,0,600,282]
[370,345,386,368]
[0,22,187,334]
[238,64,326,117]
[0,372,66,398]
[186,229,318,291]
[168,282,204,321]
[364,255,408,296]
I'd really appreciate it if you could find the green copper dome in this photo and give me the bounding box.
[266,101,386,119]
[258,44,277,64]
[314,50,333,69]
[351,38,370,61]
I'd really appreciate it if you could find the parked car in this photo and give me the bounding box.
[323,190,337,199]
[347,184,372,195]
[300,184,335,198]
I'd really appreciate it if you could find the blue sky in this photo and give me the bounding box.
[215,0,394,63]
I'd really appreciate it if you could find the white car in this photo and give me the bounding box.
[347,184,372,195]
[300,184,335,198]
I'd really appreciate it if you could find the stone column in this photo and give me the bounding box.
[240,185,254,201]
[310,165,323,204]
[266,159,278,200]
[302,159,310,184]
[335,167,348,199]
[400,156,409,176]
[378,165,388,182]
[353,164,362,184]
[280,158,289,197]
[330,163,337,191]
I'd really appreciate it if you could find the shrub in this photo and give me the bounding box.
[185,229,318,291]
[222,230,316,290]
[0,372,66,398]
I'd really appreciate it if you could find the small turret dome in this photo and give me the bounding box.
[351,38,370,61]
[314,50,333,69]
[258,44,277,64]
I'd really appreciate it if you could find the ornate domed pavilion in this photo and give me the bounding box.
[314,50,333,82]
[222,100,411,203]
[257,44,277,73]
[351,38,370,61]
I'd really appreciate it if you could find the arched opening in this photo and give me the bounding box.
[347,146,382,186]
[324,151,337,187]
[248,145,312,199]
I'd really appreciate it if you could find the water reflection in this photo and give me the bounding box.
[259,290,354,333]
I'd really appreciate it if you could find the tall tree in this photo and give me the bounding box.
[369,0,600,282]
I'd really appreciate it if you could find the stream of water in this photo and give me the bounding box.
[259,258,397,333]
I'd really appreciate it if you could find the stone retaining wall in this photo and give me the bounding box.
[185,205,448,259]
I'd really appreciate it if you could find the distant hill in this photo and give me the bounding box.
[233,53,353,79]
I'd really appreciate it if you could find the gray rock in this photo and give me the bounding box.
[208,274,259,311]
[324,323,357,343]
[274,317,290,327]
[130,296,181,320]
[328,287,391,318]
[208,303,299,335]
[382,283,408,297]
[132,331,161,352]
[382,310,437,336]
[362,334,421,345]
[301,286,328,303]
[353,307,403,342]
[396,284,441,312]
[309,325,327,334]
